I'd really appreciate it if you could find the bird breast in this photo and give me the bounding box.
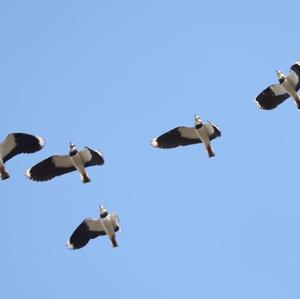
[101,217,115,237]
[70,153,85,172]
[284,78,297,96]
[195,126,210,144]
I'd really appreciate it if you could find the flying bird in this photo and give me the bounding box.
[0,133,45,180]
[67,205,120,249]
[255,61,300,110]
[25,143,104,183]
[151,115,221,157]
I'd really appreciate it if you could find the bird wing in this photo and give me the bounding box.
[1,133,45,163]
[68,218,106,250]
[255,84,290,110]
[110,213,121,232]
[151,126,202,148]
[288,61,300,91]
[79,147,105,167]
[25,155,76,181]
[205,122,221,140]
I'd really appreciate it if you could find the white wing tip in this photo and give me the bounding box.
[85,146,103,157]
[37,136,46,148]
[254,97,262,109]
[151,138,158,147]
[66,240,74,249]
[24,169,31,178]
[96,149,103,157]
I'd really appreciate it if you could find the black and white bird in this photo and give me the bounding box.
[0,133,45,180]
[255,61,300,110]
[67,205,120,249]
[25,143,104,183]
[151,115,221,157]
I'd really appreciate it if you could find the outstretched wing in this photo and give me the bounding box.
[1,133,45,163]
[110,213,121,232]
[255,84,290,110]
[25,155,76,182]
[205,122,221,140]
[288,61,300,91]
[79,147,104,167]
[151,126,202,149]
[67,218,106,250]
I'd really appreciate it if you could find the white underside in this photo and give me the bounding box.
[87,214,119,238]
[183,126,210,145]
[282,78,299,99]
[71,153,87,176]
[288,65,300,88]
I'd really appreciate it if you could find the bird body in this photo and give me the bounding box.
[151,115,221,157]
[67,206,120,249]
[255,61,300,110]
[194,122,215,156]
[280,72,300,107]
[25,143,104,183]
[69,143,91,183]
[101,212,119,247]
[0,133,45,180]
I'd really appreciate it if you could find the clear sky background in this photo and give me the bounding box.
[1,1,300,298]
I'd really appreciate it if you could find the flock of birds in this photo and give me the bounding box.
[2,60,300,249]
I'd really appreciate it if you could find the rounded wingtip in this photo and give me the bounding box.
[254,97,263,109]
[37,136,46,148]
[150,138,158,147]
[66,240,74,250]
[24,169,31,179]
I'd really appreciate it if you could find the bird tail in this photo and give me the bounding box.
[111,235,118,248]
[206,144,215,158]
[0,166,10,180]
[294,94,300,109]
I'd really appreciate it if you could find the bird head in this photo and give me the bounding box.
[194,114,202,125]
[99,205,108,218]
[69,142,78,155]
[276,70,285,81]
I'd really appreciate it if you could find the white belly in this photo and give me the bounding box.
[101,217,115,237]
[283,79,298,98]
[70,153,85,173]
[195,126,210,145]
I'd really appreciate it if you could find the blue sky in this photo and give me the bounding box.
[1,0,300,298]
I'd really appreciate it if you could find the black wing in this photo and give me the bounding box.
[2,133,45,163]
[289,61,300,91]
[68,219,106,250]
[151,127,201,149]
[25,155,76,182]
[255,84,290,110]
[80,147,105,167]
[208,124,221,140]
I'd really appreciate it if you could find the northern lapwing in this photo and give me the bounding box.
[67,205,120,249]
[25,143,104,183]
[0,133,45,180]
[255,61,300,110]
[151,115,221,157]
